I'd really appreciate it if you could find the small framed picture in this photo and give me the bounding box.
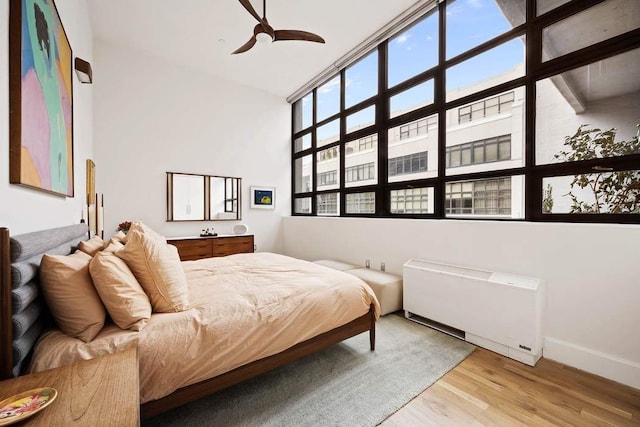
[251,186,275,209]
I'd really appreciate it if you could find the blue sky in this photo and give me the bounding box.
[301,0,524,131]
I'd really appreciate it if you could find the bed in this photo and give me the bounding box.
[0,224,379,419]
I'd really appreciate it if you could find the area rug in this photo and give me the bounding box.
[144,315,475,427]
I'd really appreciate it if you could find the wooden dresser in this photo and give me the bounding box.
[0,348,139,426]
[168,235,254,261]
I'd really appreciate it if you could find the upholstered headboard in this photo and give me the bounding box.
[0,224,88,379]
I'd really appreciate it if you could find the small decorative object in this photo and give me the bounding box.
[233,224,249,235]
[200,228,217,237]
[117,221,132,234]
[251,186,275,210]
[0,387,58,425]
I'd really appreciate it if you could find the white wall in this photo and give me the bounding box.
[0,0,93,234]
[283,216,640,388]
[93,41,290,252]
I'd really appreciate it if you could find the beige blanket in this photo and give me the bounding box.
[29,253,380,403]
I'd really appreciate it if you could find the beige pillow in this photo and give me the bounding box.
[89,252,151,331]
[103,239,125,253]
[78,236,106,256]
[128,221,165,242]
[112,230,127,244]
[40,251,106,342]
[116,230,189,312]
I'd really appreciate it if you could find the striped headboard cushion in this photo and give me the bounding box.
[7,224,88,377]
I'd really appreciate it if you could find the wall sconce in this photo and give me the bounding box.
[74,57,93,84]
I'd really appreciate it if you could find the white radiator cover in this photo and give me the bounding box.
[403,259,545,366]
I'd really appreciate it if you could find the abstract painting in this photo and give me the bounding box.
[251,187,275,209]
[9,0,74,197]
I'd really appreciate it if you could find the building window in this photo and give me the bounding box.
[318,171,337,186]
[391,188,431,214]
[446,135,511,168]
[346,192,375,214]
[458,92,514,124]
[446,177,511,215]
[389,152,428,177]
[346,162,375,183]
[317,193,339,216]
[399,116,438,140]
[359,135,377,151]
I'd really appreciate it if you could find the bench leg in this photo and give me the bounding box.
[369,304,376,351]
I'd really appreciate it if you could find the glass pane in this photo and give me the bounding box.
[388,9,439,88]
[542,171,640,214]
[542,0,640,61]
[294,197,311,214]
[388,114,438,183]
[294,155,313,193]
[345,134,378,188]
[345,50,378,108]
[535,48,640,165]
[447,36,525,101]
[537,0,570,16]
[446,88,524,176]
[317,75,340,122]
[317,147,340,191]
[211,177,239,220]
[317,193,340,216]
[445,176,524,218]
[390,79,435,118]
[293,92,313,132]
[346,105,376,133]
[446,0,525,59]
[317,119,340,147]
[172,174,205,220]
[294,133,311,152]
[390,187,434,214]
[346,192,376,214]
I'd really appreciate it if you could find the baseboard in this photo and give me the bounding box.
[544,337,640,389]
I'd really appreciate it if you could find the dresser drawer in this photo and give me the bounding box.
[212,236,254,257]
[170,240,211,261]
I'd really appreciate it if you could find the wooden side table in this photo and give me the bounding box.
[0,348,139,426]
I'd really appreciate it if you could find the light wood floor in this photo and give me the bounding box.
[382,347,640,426]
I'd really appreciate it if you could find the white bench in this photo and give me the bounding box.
[313,260,403,316]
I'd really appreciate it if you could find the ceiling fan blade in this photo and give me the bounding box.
[274,30,325,44]
[232,36,258,54]
[238,0,263,23]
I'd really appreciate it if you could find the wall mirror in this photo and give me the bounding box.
[167,172,241,221]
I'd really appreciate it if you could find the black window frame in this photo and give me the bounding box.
[291,0,640,224]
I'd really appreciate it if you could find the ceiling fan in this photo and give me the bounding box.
[233,0,325,54]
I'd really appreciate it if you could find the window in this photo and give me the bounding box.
[317,193,339,216]
[389,152,428,177]
[346,163,375,183]
[458,92,514,124]
[292,1,640,224]
[446,135,511,168]
[390,188,433,214]
[446,177,512,216]
[318,171,337,186]
[398,116,437,140]
[346,192,375,214]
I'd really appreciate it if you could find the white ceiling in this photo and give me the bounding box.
[87,0,419,99]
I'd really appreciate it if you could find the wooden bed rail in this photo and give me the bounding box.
[0,228,12,380]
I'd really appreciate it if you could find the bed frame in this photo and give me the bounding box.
[0,225,376,420]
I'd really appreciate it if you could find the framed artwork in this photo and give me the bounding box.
[9,0,74,197]
[251,186,275,209]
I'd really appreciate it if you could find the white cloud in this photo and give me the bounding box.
[319,77,340,94]
[396,33,411,44]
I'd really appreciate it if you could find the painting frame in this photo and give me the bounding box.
[9,0,75,197]
[251,186,275,210]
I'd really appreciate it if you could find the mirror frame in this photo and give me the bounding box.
[166,172,242,222]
